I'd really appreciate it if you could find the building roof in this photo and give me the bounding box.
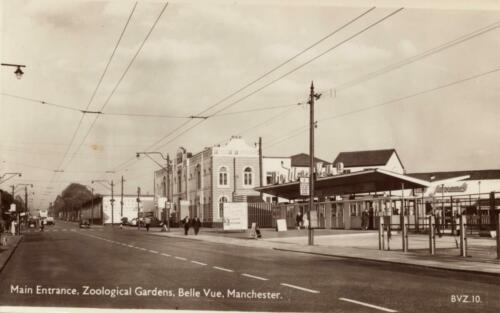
[333,149,403,168]
[408,170,500,181]
[255,168,429,199]
[290,153,330,167]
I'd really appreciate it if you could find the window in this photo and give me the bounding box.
[177,170,182,193]
[219,166,228,186]
[196,165,201,189]
[243,167,253,186]
[266,172,273,185]
[219,196,228,218]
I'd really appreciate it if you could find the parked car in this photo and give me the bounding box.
[46,217,55,225]
[28,219,37,228]
[79,219,90,228]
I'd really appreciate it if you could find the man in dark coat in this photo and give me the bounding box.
[193,217,201,235]
[182,216,190,235]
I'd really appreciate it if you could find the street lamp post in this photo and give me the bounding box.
[136,151,171,230]
[1,63,26,79]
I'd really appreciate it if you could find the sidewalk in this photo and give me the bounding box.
[148,227,500,276]
[0,235,23,273]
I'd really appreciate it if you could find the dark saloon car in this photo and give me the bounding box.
[79,219,90,228]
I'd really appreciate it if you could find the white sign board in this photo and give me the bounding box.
[300,177,309,196]
[180,200,190,219]
[157,197,167,208]
[102,196,150,224]
[223,202,248,231]
[9,204,16,212]
[276,219,287,232]
[310,210,318,228]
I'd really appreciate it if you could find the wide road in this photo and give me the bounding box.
[0,221,498,312]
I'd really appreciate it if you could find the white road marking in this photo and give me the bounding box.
[241,273,268,281]
[191,260,207,266]
[339,298,397,312]
[139,248,147,251]
[149,250,159,254]
[175,256,187,261]
[161,253,171,257]
[213,266,234,273]
[128,245,134,247]
[280,283,319,294]
[62,229,67,231]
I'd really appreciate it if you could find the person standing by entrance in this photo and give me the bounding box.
[361,209,369,230]
[295,212,303,230]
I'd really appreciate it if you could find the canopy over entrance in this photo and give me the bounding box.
[255,169,430,200]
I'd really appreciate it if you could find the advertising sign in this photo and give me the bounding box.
[9,204,16,212]
[180,200,190,218]
[276,219,287,232]
[309,210,318,228]
[223,202,248,231]
[300,177,309,196]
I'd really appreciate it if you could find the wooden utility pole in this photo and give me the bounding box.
[137,187,141,230]
[259,137,263,199]
[120,176,124,218]
[110,180,115,227]
[308,82,319,246]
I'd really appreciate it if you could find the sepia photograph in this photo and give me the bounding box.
[1,0,499,312]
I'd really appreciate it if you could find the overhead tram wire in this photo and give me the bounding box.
[49,2,137,179]
[110,7,378,173]
[147,7,405,154]
[62,2,169,172]
[334,18,500,92]
[255,16,500,151]
[0,93,82,113]
[264,66,500,150]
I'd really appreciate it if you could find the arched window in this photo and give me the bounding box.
[219,196,228,218]
[243,167,253,186]
[196,165,201,189]
[219,166,228,186]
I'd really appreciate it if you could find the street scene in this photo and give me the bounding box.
[1,1,500,313]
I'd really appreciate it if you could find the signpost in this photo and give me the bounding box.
[300,177,309,196]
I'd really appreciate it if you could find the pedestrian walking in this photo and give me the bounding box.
[295,212,303,230]
[182,216,190,235]
[40,219,44,232]
[435,213,442,238]
[361,208,369,230]
[193,217,201,235]
[145,217,151,232]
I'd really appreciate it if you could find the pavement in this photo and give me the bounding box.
[146,226,500,276]
[0,234,23,273]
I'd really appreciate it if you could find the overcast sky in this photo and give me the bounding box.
[1,0,500,209]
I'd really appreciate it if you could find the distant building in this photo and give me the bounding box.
[332,149,405,174]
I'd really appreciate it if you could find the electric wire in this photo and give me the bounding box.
[111,7,378,173]
[63,2,169,172]
[264,66,500,150]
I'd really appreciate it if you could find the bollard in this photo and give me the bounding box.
[402,215,408,252]
[459,214,467,257]
[405,222,409,251]
[378,216,384,250]
[429,215,435,255]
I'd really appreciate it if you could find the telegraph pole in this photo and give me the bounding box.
[90,187,94,225]
[166,154,171,231]
[259,137,263,198]
[110,180,115,227]
[120,176,124,218]
[137,187,141,230]
[308,81,321,246]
